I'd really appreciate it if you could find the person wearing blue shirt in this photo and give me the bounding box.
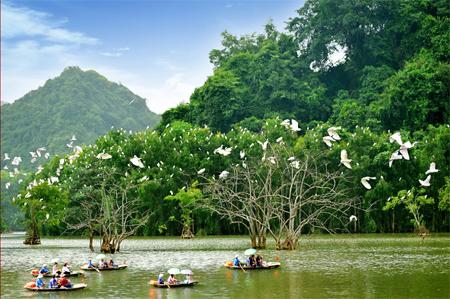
[48,275,58,288]
[39,264,49,274]
[157,273,164,284]
[35,274,45,288]
[233,255,241,266]
[87,259,95,268]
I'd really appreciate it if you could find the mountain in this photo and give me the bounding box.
[1,66,160,168]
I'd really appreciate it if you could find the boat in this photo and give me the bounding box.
[150,281,199,288]
[80,264,127,271]
[223,261,281,270]
[30,270,84,277]
[24,283,87,292]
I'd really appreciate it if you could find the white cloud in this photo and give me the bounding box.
[1,3,97,45]
[100,52,123,57]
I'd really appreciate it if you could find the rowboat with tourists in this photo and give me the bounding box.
[149,268,198,288]
[224,249,281,270]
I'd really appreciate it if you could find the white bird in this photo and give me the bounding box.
[290,119,301,132]
[138,176,149,183]
[29,152,37,158]
[287,156,296,161]
[267,156,276,164]
[389,151,403,167]
[389,132,403,145]
[219,170,229,179]
[59,159,65,165]
[130,155,145,168]
[197,168,206,175]
[3,165,7,170]
[36,165,44,174]
[66,142,73,148]
[4,153,10,160]
[280,119,290,129]
[349,215,357,222]
[71,135,77,141]
[257,140,269,151]
[276,137,283,143]
[25,192,32,199]
[11,156,22,166]
[322,136,335,147]
[5,182,10,189]
[399,141,413,160]
[239,150,245,159]
[44,153,50,159]
[46,214,50,220]
[340,150,352,169]
[361,177,376,189]
[214,145,232,156]
[96,153,112,160]
[50,177,59,184]
[425,162,439,175]
[419,175,431,187]
[327,127,341,140]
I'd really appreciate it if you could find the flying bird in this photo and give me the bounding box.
[11,157,22,166]
[290,119,301,132]
[71,135,77,141]
[257,140,269,151]
[327,127,341,140]
[323,136,335,147]
[419,175,431,187]
[361,177,376,189]
[425,162,439,175]
[389,151,403,167]
[340,150,352,169]
[130,155,145,168]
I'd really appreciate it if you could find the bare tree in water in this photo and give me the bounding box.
[203,144,357,250]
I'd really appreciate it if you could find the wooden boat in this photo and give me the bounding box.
[30,270,84,277]
[150,281,199,288]
[80,264,127,271]
[24,283,87,292]
[223,261,281,270]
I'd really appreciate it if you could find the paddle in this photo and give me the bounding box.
[239,263,246,273]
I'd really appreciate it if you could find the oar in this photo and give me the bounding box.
[239,263,246,273]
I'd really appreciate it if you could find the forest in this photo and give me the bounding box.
[3,0,449,250]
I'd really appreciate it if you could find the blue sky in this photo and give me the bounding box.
[2,0,305,113]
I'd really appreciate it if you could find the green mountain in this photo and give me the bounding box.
[1,66,160,168]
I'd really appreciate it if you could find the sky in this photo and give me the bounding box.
[1,0,305,114]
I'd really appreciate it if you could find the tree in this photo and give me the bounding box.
[15,183,68,245]
[164,182,203,239]
[202,143,358,250]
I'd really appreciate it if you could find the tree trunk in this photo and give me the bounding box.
[181,225,194,239]
[250,234,257,248]
[257,233,266,249]
[24,219,41,245]
[89,231,94,252]
[281,235,298,250]
[100,235,116,253]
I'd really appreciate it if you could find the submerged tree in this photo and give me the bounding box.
[203,143,358,250]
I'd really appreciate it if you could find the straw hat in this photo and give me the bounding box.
[37,274,44,278]
[158,273,164,278]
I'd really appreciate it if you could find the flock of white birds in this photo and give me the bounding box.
[2,118,440,224]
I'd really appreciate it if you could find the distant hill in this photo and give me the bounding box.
[1,66,160,168]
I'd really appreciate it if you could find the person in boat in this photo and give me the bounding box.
[256,254,263,267]
[249,255,256,268]
[35,274,45,289]
[167,274,177,285]
[62,262,71,275]
[58,274,72,288]
[157,273,164,284]
[52,262,59,275]
[184,274,193,284]
[49,275,58,289]
[56,270,62,278]
[87,258,96,269]
[108,258,116,268]
[233,255,241,267]
[39,264,49,274]
[99,259,108,269]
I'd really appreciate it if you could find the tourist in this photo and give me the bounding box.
[49,275,58,289]
[62,262,71,275]
[249,254,256,268]
[108,258,116,268]
[87,258,96,268]
[35,274,45,289]
[167,274,177,285]
[58,274,72,288]
[157,273,164,284]
[256,254,263,267]
[184,274,193,284]
[233,255,241,267]
[52,262,59,275]
[39,264,49,274]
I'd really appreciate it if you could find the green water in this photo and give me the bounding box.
[1,234,449,298]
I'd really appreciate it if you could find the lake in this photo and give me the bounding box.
[1,234,449,298]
